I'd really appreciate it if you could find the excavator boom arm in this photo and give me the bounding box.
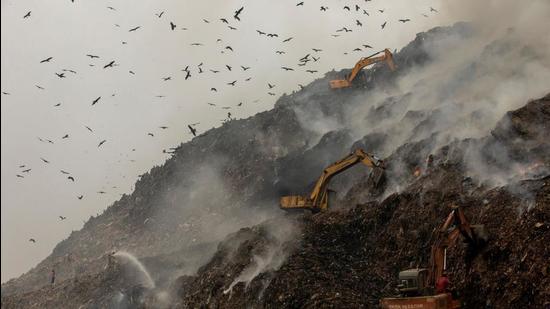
[330,49,396,89]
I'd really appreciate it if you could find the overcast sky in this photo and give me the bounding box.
[1,0,448,282]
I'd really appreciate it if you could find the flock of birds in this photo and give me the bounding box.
[3,2,440,244]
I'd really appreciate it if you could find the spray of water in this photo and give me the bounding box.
[113,251,155,289]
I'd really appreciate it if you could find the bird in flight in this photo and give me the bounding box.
[41,158,50,164]
[40,57,53,63]
[129,26,141,32]
[234,6,244,21]
[85,126,93,132]
[16,174,24,178]
[162,76,172,81]
[159,126,168,129]
[29,238,36,243]
[59,216,67,220]
[227,80,237,86]
[282,66,294,71]
[23,11,31,18]
[356,20,363,27]
[103,60,116,68]
[312,48,322,52]
[170,22,176,30]
[22,168,32,173]
[220,18,228,24]
[55,73,65,78]
[147,133,154,137]
[381,21,387,29]
[226,65,232,71]
[363,44,373,49]
[210,88,217,92]
[188,125,197,136]
[344,6,350,11]
[86,54,100,59]
[268,83,275,89]
[68,176,75,182]
[107,6,116,11]
[399,19,411,23]
[283,37,293,42]
[306,70,318,73]
[430,7,438,13]
[98,140,107,147]
[268,92,276,96]
[225,46,233,51]
[297,2,304,6]
[276,51,286,54]
[92,96,101,105]
[185,71,191,80]
[62,69,77,74]
[241,65,250,71]
[60,170,70,175]
[320,6,328,11]
[256,30,266,35]
[77,195,83,200]
[62,134,69,139]
[155,11,164,18]
[379,9,385,13]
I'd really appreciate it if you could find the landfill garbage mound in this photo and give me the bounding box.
[2,21,550,308]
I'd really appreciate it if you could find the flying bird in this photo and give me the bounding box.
[225,46,233,51]
[162,76,172,81]
[103,61,116,68]
[190,43,203,46]
[363,44,373,49]
[296,2,304,7]
[256,30,266,35]
[363,10,370,16]
[40,57,53,63]
[55,73,65,78]
[147,133,154,137]
[159,126,168,129]
[312,48,322,52]
[220,18,228,24]
[68,176,75,182]
[268,83,275,89]
[98,140,106,147]
[128,26,141,32]
[281,66,294,71]
[379,9,385,13]
[343,6,350,11]
[77,195,83,200]
[228,25,237,30]
[170,22,176,30]
[60,170,70,174]
[203,19,210,23]
[23,11,31,18]
[306,70,318,73]
[62,134,69,139]
[16,174,24,178]
[59,216,67,220]
[188,125,197,136]
[41,158,50,164]
[320,6,328,11]
[129,70,135,75]
[85,126,93,132]
[22,168,32,173]
[227,80,237,86]
[381,21,387,29]
[283,37,293,42]
[92,96,101,105]
[241,65,250,71]
[107,6,116,11]
[210,88,217,92]
[399,19,411,23]
[268,92,276,96]
[276,50,286,54]
[430,7,438,12]
[29,238,36,243]
[155,11,164,18]
[185,71,191,80]
[356,20,362,27]
[234,6,244,21]
[86,54,99,59]
[62,69,77,74]
[226,65,232,71]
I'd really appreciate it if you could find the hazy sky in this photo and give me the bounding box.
[1,0,448,282]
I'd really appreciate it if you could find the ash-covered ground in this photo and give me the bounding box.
[2,21,549,309]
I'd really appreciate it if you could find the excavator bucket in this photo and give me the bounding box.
[384,49,397,71]
[329,79,351,89]
[371,167,385,187]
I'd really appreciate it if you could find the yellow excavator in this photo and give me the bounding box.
[330,48,396,89]
[280,148,385,212]
[380,206,487,309]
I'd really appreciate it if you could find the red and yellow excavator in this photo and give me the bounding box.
[329,48,396,89]
[280,148,385,212]
[380,206,487,309]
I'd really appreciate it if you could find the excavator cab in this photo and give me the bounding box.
[330,48,396,89]
[398,269,430,296]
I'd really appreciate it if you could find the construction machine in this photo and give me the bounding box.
[380,206,487,309]
[329,48,396,89]
[279,148,384,212]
